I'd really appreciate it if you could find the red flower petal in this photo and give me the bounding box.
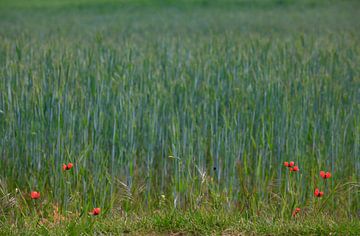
[325,172,331,179]
[91,208,101,215]
[289,161,295,167]
[67,163,73,170]
[63,163,74,171]
[314,188,324,197]
[284,162,289,167]
[320,171,325,178]
[31,191,40,199]
[292,207,301,217]
[293,166,299,172]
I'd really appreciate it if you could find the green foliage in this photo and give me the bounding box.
[1,209,360,235]
[0,0,359,234]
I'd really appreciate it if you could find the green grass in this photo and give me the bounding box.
[0,0,359,234]
[1,209,360,235]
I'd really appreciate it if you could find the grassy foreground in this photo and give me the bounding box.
[0,0,360,235]
[1,210,360,235]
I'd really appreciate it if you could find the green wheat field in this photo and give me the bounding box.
[0,0,359,235]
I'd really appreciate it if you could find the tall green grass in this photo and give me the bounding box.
[0,0,359,225]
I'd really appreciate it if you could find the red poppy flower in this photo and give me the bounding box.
[30,191,40,199]
[314,188,324,197]
[284,161,298,172]
[320,171,331,179]
[62,163,74,171]
[292,207,301,217]
[91,208,101,215]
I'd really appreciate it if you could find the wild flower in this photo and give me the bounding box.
[90,207,101,215]
[62,163,74,171]
[284,161,298,172]
[284,161,295,167]
[292,207,301,217]
[320,171,331,179]
[30,191,40,199]
[314,188,324,197]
